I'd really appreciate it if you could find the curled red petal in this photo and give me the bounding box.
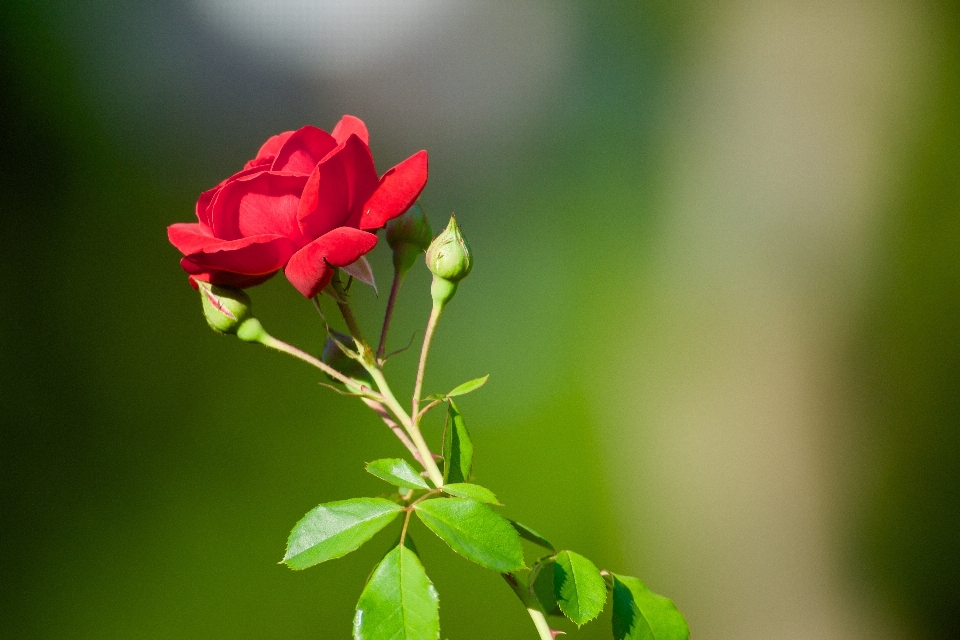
[297,134,378,237]
[271,126,338,174]
[185,234,299,275]
[251,131,294,164]
[195,185,219,230]
[331,115,370,146]
[168,223,218,255]
[243,156,274,171]
[360,150,428,230]
[284,228,378,297]
[196,167,261,231]
[181,259,277,289]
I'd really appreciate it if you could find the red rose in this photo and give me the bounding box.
[167,116,428,297]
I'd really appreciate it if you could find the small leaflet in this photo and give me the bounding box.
[441,483,501,505]
[446,375,489,398]
[442,400,473,484]
[553,550,606,626]
[366,458,430,490]
[611,574,690,640]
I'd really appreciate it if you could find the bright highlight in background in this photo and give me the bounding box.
[194,0,467,74]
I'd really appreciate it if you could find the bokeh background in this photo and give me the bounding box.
[2,1,959,638]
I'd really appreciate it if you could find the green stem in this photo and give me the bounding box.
[258,334,377,394]
[367,368,444,488]
[360,397,424,465]
[329,271,444,488]
[331,275,372,360]
[377,269,404,362]
[525,608,554,640]
[399,509,413,546]
[502,574,555,640]
[410,303,442,431]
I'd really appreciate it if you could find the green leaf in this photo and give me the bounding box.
[441,483,501,505]
[283,498,403,570]
[367,534,421,585]
[414,498,524,572]
[442,400,473,484]
[353,546,440,640]
[612,574,690,640]
[509,519,555,552]
[366,458,430,490]
[446,375,489,397]
[531,560,563,616]
[553,550,606,625]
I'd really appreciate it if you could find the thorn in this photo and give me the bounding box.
[383,331,418,362]
[311,295,330,324]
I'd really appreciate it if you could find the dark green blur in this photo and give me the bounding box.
[1,1,959,639]
[853,7,960,637]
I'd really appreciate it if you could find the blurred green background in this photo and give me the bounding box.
[2,1,959,638]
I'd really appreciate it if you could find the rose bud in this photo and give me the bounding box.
[385,204,433,276]
[425,214,472,307]
[197,282,268,343]
[321,330,373,386]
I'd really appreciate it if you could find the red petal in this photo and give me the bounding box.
[195,185,219,230]
[360,150,428,230]
[181,259,277,289]
[331,115,370,146]
[185,234,299,275]
[251,131,294,164]
[243,156,273,171]
[201,166,271,235]
[211,172,308,242]
[271,126,338,174]
[284,228,378,297]
[168,223,217,255]
[297,134,379,237]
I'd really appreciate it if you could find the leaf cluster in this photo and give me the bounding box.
[281,400,689,639]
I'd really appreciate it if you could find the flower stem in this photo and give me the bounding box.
[258,334,376,393]
[411,303,442,431]
[361,397,424,465]
[501,574,555,640]
[367,367,444,488]
[331,275,371,359]
[377,269,404,362]
[330,271,444,488]
[525,608,555,640]
[399,509,413,546]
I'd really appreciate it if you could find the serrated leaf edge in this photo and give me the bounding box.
[555,550,606,627]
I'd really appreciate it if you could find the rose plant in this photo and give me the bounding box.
[167,116,690,640]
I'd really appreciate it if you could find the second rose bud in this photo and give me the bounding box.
[426,215,472,308]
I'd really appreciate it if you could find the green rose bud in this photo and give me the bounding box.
[425,214,472,282]
[321,330,373,386]
[425,215,472,307]
[385,204,433,276]
[197,282,268,343]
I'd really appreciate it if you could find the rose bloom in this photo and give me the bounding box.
[167,116,427,297]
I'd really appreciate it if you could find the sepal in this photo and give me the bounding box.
[322,330,373,385]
